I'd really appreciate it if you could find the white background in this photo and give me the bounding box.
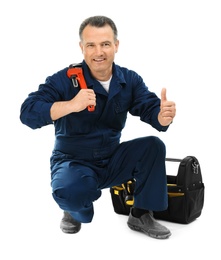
[1,0,220,259]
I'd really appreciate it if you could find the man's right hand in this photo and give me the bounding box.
[50,89,96,121]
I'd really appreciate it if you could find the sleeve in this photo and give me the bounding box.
[129,72,169,132]
[20,69,69,129]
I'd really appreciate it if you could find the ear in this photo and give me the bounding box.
[115,40,119,53]
[79,41,83,53]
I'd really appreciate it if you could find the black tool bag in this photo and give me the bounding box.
[110,156,205,224]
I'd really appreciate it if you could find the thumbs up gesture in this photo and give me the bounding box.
[158,88,176,126]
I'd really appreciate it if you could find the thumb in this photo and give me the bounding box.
[161,88,167,102]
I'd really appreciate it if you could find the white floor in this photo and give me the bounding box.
[1,0,221,259]
[1,180,212,260]
[1,185,215,259]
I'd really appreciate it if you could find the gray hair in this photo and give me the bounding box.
[79,16,118,41]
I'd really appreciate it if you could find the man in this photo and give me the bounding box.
[20,15,176,239]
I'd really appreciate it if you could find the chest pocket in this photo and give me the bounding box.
[111,100,131,130]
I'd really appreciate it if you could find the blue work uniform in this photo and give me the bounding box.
[20,60,169,223]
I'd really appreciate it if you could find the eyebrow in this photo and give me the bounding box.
[86,40,112,45]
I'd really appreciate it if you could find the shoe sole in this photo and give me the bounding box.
[127,223,171,239]
[61,227,80,234]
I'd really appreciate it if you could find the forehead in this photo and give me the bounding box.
[81,24,115,43]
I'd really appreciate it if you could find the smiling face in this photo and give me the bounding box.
[79,24,119,81]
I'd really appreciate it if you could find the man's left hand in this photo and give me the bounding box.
[158,88,176,126]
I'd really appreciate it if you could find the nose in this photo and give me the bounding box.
[94,45,104,55]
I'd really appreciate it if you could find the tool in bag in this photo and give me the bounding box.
[67,63,95,112]
[110,179,135,215]
[110,156,205,224]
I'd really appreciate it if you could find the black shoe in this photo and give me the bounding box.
[60,211,81,234]
[127,209,171,239]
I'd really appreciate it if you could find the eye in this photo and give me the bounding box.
[86,43,94,48]
[102,42,111,47]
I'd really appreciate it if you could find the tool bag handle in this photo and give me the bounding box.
[166,156,202,188]
[166,158,182,162]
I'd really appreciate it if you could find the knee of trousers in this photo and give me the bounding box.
[140,136,166,156]
[51,173,101,212]
[134,136,166,173]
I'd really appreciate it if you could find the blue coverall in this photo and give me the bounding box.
[20,60,169,223]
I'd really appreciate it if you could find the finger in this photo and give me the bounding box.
[161,88,167,102]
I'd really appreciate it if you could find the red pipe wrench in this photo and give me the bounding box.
[67,65,95,112]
